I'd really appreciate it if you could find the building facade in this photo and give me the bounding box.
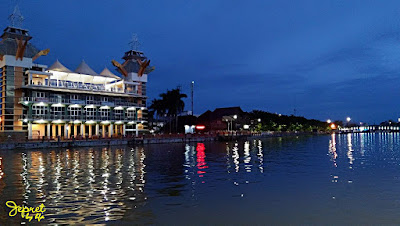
[0,11,153,140]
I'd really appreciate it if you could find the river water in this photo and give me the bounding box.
[1,133,400,225]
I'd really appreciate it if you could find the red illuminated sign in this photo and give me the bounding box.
[195,125,205,130]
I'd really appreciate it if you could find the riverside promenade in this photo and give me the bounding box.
[0,131,328,150]
[0,134,219,150]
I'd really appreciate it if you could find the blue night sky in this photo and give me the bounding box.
[1,0,400,123]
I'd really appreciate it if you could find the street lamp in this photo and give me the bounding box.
[191,81,194,115]
[258,118,261,122]
[346,117,351,122]
[327,119,331,124]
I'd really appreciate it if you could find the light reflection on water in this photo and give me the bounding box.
[1,134,400,224]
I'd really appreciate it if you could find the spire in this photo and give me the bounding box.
[48,60,72,73]
[75,60,98,75]
[100,67,120,79]
[8,5,24,28]
[129,34,141,51]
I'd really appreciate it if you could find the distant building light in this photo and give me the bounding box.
[243,125,250,129]
[330,124,337,129]
[23,119,28,123]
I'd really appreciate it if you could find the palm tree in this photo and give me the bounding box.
[149,88,187,133]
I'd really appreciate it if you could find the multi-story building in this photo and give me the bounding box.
[0,7,153,140]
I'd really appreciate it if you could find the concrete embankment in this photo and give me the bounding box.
[247,131,329,140]
[0,132,328,150]
[0,136,218,150]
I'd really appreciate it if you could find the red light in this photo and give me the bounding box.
[195,125,205,130]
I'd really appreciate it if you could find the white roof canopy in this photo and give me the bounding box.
[100,67,120,79]
[75,60,98,75]
[46,60,120,84]
[48,60,72,73]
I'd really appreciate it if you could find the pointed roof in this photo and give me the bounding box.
[75,60,98,75]
[100,67,120,79]
[48,60,72,73]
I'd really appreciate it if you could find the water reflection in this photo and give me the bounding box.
[257,140,264,173]
[347,133,354,166]
[0,147,149,225]
[2,135,400,224]
[0,157,4,180]
[196,143,208,180]
[328,133,337,167]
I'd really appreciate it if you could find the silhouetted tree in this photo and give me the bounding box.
[149,88,187,132]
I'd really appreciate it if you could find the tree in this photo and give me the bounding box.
[148,88,187,133]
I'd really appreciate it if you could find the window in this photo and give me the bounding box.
[101,97,108,102]
[126,110,135,120]
[69,106,81,120]
[99,109,109,120]
[114,109,123,120]
[85,107,96,120]
[51,106,64,116]
[86,95,94,104]
[70,94,79,100]
[35,92,45,98]
[125,84,136,94]
[32,105,47,117]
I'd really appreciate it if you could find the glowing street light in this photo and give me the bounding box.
[258,118,261,122]
[327,119,332,124]
[346,117,351,122]
[233,115,237,119]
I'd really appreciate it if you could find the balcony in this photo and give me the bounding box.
[26,79,141,95]
[19,114,147,122]
[19,97,146,108]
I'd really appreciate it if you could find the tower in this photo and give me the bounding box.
[111,34,155,135]
[0,6,49,139]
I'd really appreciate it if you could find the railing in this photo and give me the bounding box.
[28,79,141,95]
[19,97,146,108]
[19,114,146,122]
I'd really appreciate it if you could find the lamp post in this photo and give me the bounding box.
[346,117,351,129]
[191,81,194,115]
[232,115,237,131]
